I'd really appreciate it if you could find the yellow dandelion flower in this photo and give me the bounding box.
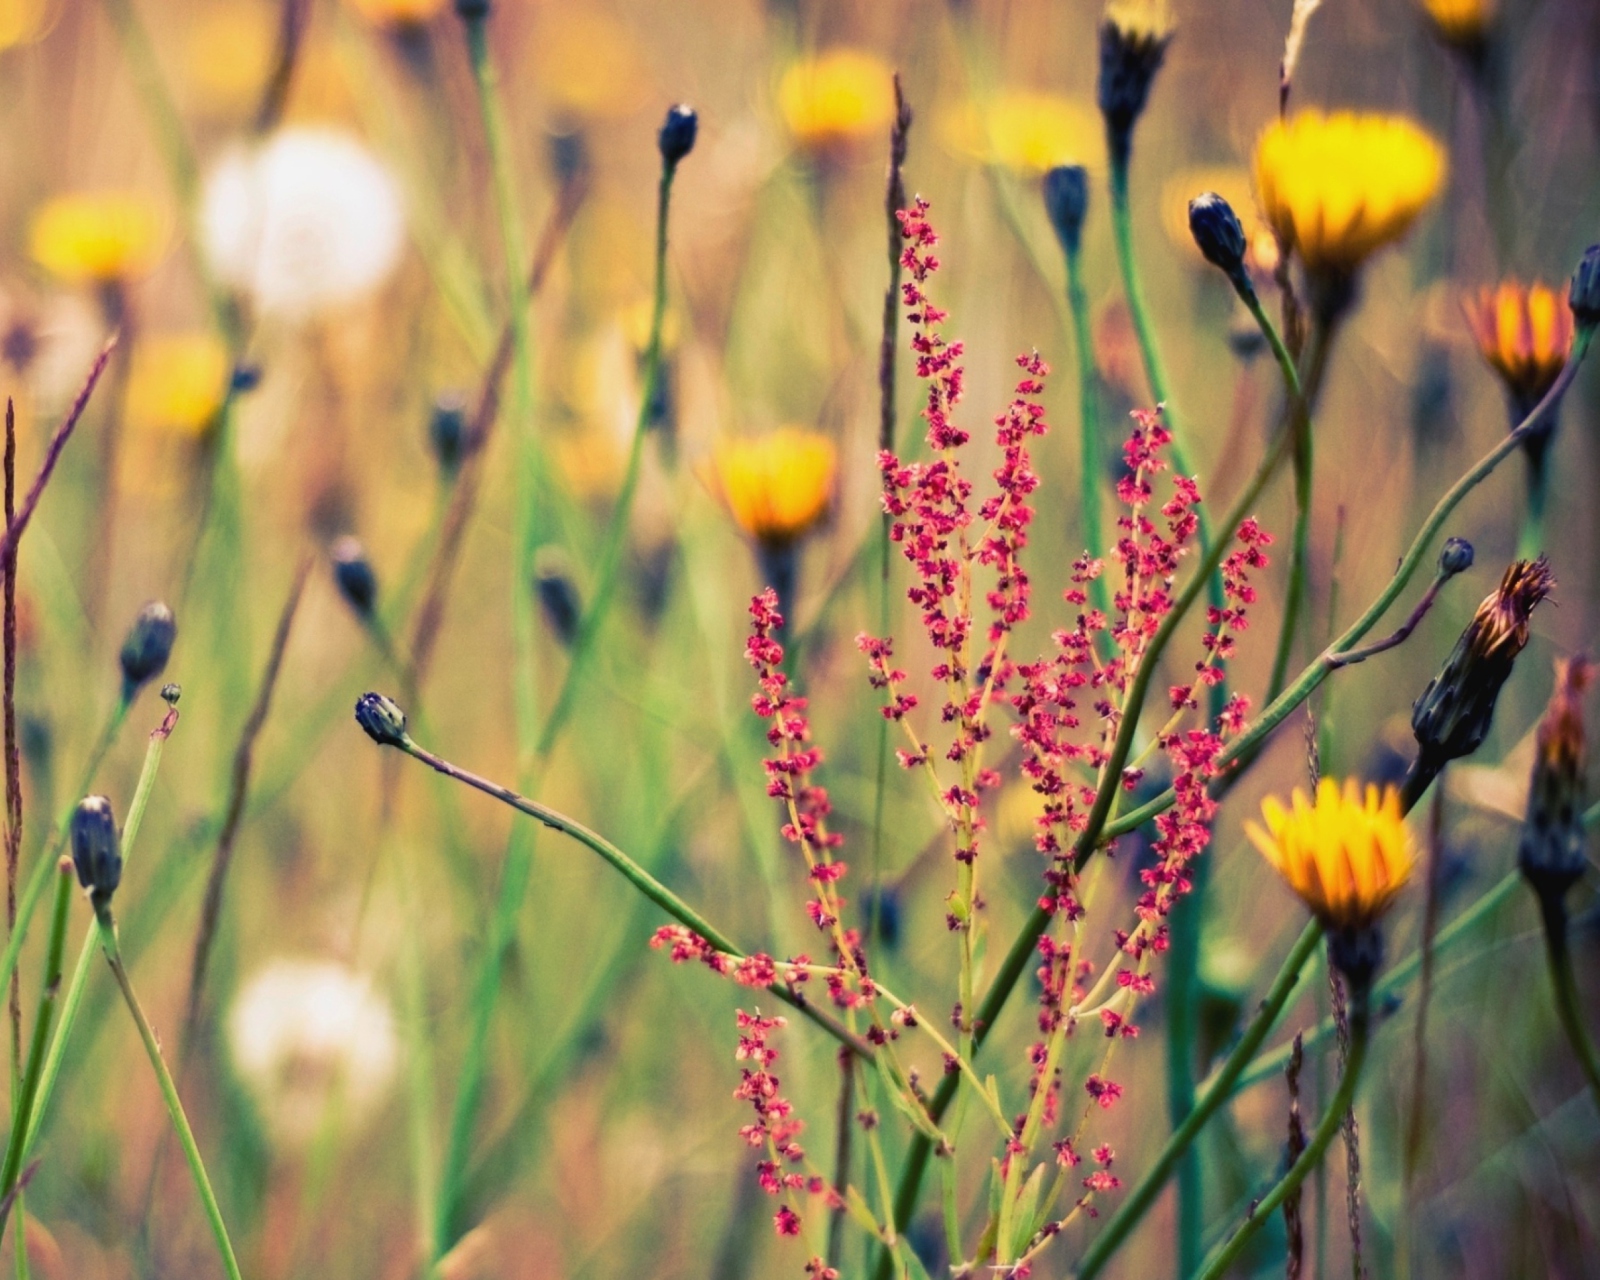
[28,192,167,286]
[185,4,276,114]
[346,0,447,25]
[1421,0,1492,48]
[777,49,895,154]
[940,91,1098,175]
[1464,279,1573,413]
[124,333,231,437]
[705,429,836,546]
[1104,0,1175,43]
[535,9,648,121]
[0,0,51,51]
[1253,110,1445,277]
[1247,778,1413,931]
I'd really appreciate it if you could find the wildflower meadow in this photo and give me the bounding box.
[0,0,1598,1276]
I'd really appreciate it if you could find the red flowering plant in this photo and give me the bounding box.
[652,199,1270,1275]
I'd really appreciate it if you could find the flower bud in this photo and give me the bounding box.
[1187,191,1248,280]
[354,692,408,747]
[454,0,489,20]
[1438,537,1474,577]
[71,794,121,907]
[161,683,181,705]
[429,392,467,475]
[1568,244,1600,328]
[1326,924,1384,997]
[1519,657,1591,903]
[1411,557,1552,776]
[231,363,263,394]
[1097,2,1174,173]
[331,536,378,618]
[533,551,582,648]
[119,601,176,692]
[658,104,698,168]
[1043,166,1089,257]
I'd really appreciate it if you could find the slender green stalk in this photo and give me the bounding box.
[0,862,72,1238]
[25,708,174,1155]
[95,911,242,1280]
[1165,851,1206,1275]
[1538,897,1600,1113]
[0,693,131,1014]
[1194,995,1370,1280]
[1062,239,1112,630]
[537,157,679,756]
[378,728,875,1062]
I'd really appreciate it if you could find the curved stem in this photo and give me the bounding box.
[1193,994,1370,1280]
[1538,897,1600,1114]
[380,730,874,1061]
[95,911,243,1280]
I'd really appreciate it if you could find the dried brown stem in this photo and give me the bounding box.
[407,173,590,689]
[181,553,313,1051]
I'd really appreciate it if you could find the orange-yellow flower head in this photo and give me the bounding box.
[28,191,167,286]
[346,0,448,25]
[124,332,231,438]
[706,429,836,547]
[777,50,895,155]
[1464,280,1573,416]
[1420,0,1493,50]
[940,91,1098,175]
[1248,779,1413,933]
[1253,110,1445,280]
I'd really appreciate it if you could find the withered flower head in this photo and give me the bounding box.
[1097,0,1174,173]
[1464,280,1574,420]
[1411,557,1554,772]
[1519,656,1591,902]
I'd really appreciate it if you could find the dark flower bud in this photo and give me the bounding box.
[355,692,408,747]
[1408,557,1553,800]
[1043,166,1090,257]
[331,536,378,618]
[430,392,468,475]
[454,0,489,20]
[1438,537,1474,577]
[549,129,591,190]
[658,104,698,167]
[533,550,583,648]
[862,886,903,951]
[230,363,263,394]
[1519,657,1591,903]
[119,601,176,691]
[1188,191,1248,280]
[1326,923,1384,997]
[1569,244,1600,327]
[71,794,121,908]
[161,683,181,705]
[1097,5,1174,174]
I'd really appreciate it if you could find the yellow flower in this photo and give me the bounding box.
[1104,0,1175,42]
[1247,778,1413,930]
[940,91,1098,175]
[1464,280,1573,412]
[1421,0,1492,47]
[346,0,447,24]
[535,9,648,121]
[124,333,231,437]
[28,192,167,285]
[705,429,836,546]
[1253,110,1445,277]
[185,4,277,113]
[0,0,50,51]
[777,49,895,154]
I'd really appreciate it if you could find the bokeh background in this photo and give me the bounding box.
[0,0,1597,1276]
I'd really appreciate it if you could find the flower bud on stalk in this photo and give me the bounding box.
[1097,0,1174,174]
[1438,536,1475,576]
[429,392,467,476]
[1519,657,1591,922]
[1406,557,1553,806]
[71,794,122,913]
[1043,165,1089,257]
[533,550,582,648]
[1568,244,1600,329]
[119,601,176,695]
[331,536,378,618]
[354,692,408,747]
[1188,191,1251,296]
[658,104,698,169]
[453,0,488,20]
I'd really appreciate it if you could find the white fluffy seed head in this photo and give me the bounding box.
[201,126,405,320]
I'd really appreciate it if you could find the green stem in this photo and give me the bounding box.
[26,708,174,1156]
[0,693,130,1019]
[1165,850,1206,1276]
[384,732,875,1061]
[1194,995,1370,1280]
[0,862,72,1238]
[537,159,678,757]
[1538,897,1600,1114]
[1062,241,1112,633]
[1076,919,1324,1280]
[95,911,243,1280]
